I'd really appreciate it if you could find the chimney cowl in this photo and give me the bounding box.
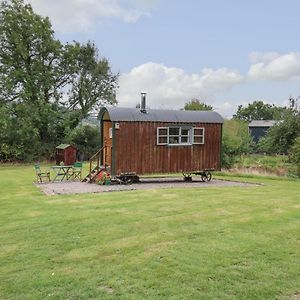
[140,92,147,113]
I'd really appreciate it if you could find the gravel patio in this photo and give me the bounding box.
[36,177,257,195]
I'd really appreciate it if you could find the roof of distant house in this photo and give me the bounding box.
[248,120,277,127]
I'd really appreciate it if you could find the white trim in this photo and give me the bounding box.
[157,126,205,146]
[193,127,205,144]
[157,127,168,145]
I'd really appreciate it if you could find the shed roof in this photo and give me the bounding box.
[100,107,224,123]
[248,120,277,128]
[56,144,73,150]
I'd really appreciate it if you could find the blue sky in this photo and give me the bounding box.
[29,0,300,117]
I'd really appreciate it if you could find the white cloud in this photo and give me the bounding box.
[117,62,244,112]
[27,0,152,32]
[248,52,300,81]
[248,52,280,64]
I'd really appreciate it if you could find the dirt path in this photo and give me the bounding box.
[36,177,257,195]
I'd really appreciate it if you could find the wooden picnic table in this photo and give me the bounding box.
[51,165,74,182]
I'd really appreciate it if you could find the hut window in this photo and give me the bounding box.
[181,128,191,144]
[157,127,169,145]
[157,126,193,145]
[193,127,205,144]
[169,127,180,144]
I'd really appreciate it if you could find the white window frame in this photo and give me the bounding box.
[168,126,181,145]
[179,127,192,145]
[157,127,169,145]
[193,127,205,144]
[157,126,205,146]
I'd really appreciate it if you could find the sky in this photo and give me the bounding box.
[27,0,300,117]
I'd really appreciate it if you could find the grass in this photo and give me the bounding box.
[0,165,299,299]
[233,154,292,177]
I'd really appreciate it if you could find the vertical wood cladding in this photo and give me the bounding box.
[114,122,222,175]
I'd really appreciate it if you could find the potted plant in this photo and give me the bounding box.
[96,170,111,185]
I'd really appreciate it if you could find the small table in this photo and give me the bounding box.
[51,165,74,181]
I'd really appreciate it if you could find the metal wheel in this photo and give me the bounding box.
[201,172,212,182]
[182,172,191,177]
[182,172,192,182]
[206,172,212,182]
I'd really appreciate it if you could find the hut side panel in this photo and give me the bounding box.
[114,122,222,175]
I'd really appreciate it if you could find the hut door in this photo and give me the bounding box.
[103,122,113,167]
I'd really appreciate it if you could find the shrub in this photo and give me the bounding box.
[66,125,101,160]
[288,137,300,177]
[221,119,252,168]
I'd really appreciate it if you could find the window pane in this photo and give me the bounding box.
[158,128,168,135]
[194,136,203,144]
[181,128,190,135]
[194,128,204,136]
[181,136,189,143]
[158,136,168,144]
[169,127,180,135]
[169,136,179,144]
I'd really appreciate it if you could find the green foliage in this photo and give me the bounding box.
[66,125,101,160]
[68,41,118,118]
[288,137,300,177]
[289,137,300,163]
[0,103,40,161]
[233,100,288,121]
[0,0,117,162]
[221,119,252,168]
[0,0,73,105]
[257,110,300,154]
[184,99,213,111]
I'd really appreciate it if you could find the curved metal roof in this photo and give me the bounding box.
[100,107,224,123]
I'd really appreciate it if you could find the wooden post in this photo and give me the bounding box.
[89,160,92,182]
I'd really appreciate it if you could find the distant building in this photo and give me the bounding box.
[80,116,99,128]
[248,120,277,143]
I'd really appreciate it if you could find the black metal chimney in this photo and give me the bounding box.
[140,92,147,113]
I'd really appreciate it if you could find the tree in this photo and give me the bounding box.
[0,0,118,161]
[257,109,300,154]
[68,41,118,118]
[0,0,75,105]
[66,125,101,160]
[184,99,213,111]
[221,119,252,168]
[288,137,300,177]
[233,101,287,121]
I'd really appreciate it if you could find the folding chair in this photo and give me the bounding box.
[72,162,82,180]
[34,164,51,183]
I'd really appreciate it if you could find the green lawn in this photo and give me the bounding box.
[0,165,299,299]
[234,154,292,177]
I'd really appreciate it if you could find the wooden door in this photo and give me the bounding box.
[103,121,113,167]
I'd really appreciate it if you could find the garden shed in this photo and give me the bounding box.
[248,120,276,143]
[55,144,77,166]
[98,95,224,176]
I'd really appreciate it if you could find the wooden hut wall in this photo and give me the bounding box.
[114,122,222,175]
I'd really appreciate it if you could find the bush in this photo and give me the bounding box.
[258,111,300,154]
[221,120,253,168]
[66,125,101,160]
[288,137,300,177]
